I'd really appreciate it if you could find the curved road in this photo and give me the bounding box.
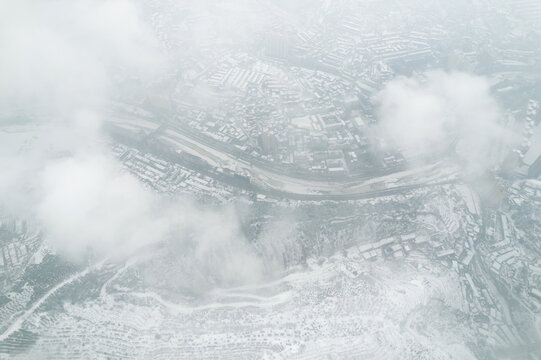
[107,114,460,200]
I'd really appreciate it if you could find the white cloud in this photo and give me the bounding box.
[375,71,515,173]
[35,152,266,288]
[0,0,268,290]
[38,154,167,259]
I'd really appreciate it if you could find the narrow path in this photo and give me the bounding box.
[0,260,105,342]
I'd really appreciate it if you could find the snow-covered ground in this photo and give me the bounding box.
[16,251,474,359]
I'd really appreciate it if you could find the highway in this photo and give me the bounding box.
[106,109,460,201]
